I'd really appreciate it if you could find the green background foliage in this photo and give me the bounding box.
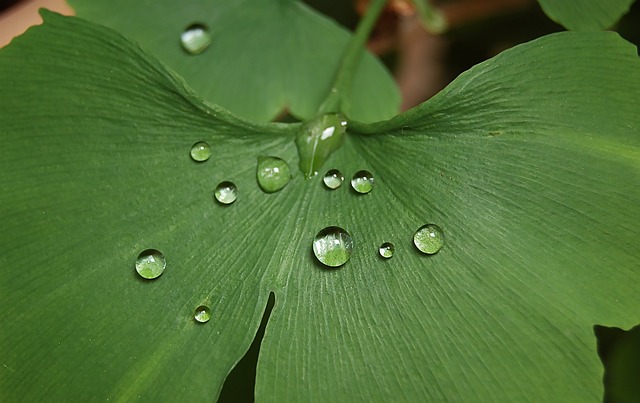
[537,0,635,30]
[1,2,639,402]
[68,0,400,123]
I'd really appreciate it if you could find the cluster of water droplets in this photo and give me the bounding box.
[142,140,444,277]
[312,223,444,268]
[312,167,444,267]
[134,248,212,323]
[189,142,293,206]
[133,138,297,323]
[136,93,445,321]
[320,169,375,194]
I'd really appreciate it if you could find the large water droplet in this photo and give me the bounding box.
[214,181,237,205]
[351,170,374,194]
[323,169,344,190]
[180,24,212,55]
[135,249,166,279]
[295,114,348,179]
[257,156,291,193]
[413,224,444,254]
[194,305,211,323]
[312,226,353,268]
[379,242,395,259]
[190,141,211,162]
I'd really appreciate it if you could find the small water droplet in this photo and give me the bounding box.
[257,156,291,193]
[214,181,237,205]
[351,170,374,194]
[180,24,212,55]
[312,226,353,268]
[135,249,166,279]
[379,242,395,259]
[194,305,211,323]
[413,224,444,254]
[323,169,344,189]
[190,141,211,162]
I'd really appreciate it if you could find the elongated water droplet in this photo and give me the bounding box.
[323,169,344,190]
[194,305,211,323]
[190,141,211,162]
[413,224,444,254]
[214,181,237,205]
[351,170,374,194]
[379,242,394,259]
[257,156,291,193]
[312,226,353,268]
[135,249,166,279]
[296,114,348,179]
[180,24,212,55]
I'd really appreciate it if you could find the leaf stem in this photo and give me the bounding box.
[317,0,388,116]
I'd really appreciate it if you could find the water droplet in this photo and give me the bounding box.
[413,224,444,254]
[351,170,374,194]
[180,24,212,55]
[257,156,291,193]
[296,114,348,179]
[214,181,237,205]
[379,242,395,259]
[312,226,353,268]
[323,169,344,190]
[194,305,211,323]
[135,249,166,279]
[190,141,211,162]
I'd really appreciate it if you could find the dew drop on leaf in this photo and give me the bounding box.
[295,114,348,179]
[135,249,166,280]
[214,181,237,205]
[194,305,211,323]
[256,156,291,193]
[413,224,444,254]
[323,169,344,190]
[351,170,374,194]
[379,242,395,259]
[312,226,353,268]
[180,23,212,55]
[190,141,211,162]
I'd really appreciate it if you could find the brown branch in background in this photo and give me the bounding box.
[395,17,447,111]
[439,0,534,29]
[357,0,535,110]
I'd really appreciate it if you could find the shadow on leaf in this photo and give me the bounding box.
[594,324,640,403]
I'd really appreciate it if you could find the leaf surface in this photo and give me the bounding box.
[68,0,400,123]
[537,0,635,30]
[1,12,639,403]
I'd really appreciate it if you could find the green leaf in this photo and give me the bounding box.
[0,12,294,401]
[67,0,400,123]
[2,11,640,403]
[537,0,635,30]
